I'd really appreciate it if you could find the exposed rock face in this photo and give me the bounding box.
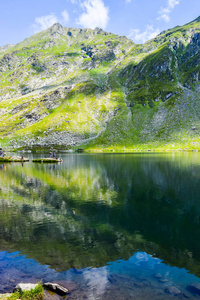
[81,45,115,62]
[0,54,21,72]
[40,88,69,110]
[9,131,86,149]
[186,32,200,56]
[50,23,66,36]
[0,44,14,54]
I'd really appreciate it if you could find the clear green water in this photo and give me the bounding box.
[1,152,200,299]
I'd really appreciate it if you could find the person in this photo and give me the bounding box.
[2,153,5,157]
[53,152,56,158]
[21,155,24,160]
[49,152,52,158]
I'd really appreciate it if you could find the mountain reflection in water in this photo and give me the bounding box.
[0,152,200,298]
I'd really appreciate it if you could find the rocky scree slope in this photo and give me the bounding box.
[0,19,200,150]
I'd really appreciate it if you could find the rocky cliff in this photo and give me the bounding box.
[0,18,200,151]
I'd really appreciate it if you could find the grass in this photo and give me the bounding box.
[32,158,61,163]
[0,156,29,162]
[7,284,44,300]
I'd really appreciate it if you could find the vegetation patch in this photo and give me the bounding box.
[8,284,44,300]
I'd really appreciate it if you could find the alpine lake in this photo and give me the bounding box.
[1,152,200,299]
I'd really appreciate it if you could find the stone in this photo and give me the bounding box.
[134,281,144,287]
[165,286,181,296]
[107,275,117,284]
[44,290,62,300]
[54,281,78,292]
[159,278,169,283]
[43,282,69,296]
[183,292,192,298]
[154,273,162,279]
[187,283,200,295]
[13,283,39,293]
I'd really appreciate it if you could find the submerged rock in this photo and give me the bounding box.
[159,278,169,283]
[187,283,200,295]
[44,290,61,300]
[154,273,162,279]
[134,281,145,287]
[165,286,181,296]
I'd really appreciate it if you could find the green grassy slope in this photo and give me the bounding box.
[0,19,200,151]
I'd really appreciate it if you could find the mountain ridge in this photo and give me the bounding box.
[0,17,200,151]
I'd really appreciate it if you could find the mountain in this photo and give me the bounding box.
[0,18,200,151]
[0,44,15,54]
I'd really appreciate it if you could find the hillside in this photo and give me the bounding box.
[0,18,200,151]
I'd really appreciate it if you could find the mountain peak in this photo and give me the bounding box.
[49,23,64,35]
[0,44,15,52]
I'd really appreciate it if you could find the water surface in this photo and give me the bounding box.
[1,152,200,299]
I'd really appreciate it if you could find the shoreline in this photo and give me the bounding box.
[11,148,200,154]
[2,144,200,154]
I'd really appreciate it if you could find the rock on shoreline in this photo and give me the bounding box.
[0,282,69,300]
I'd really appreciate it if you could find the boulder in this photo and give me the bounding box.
[13,283,39,293]
[43,283,69,296]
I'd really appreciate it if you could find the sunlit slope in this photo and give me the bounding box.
[0,18,200,150]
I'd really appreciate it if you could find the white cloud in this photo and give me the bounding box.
[126,0,131,3]
[157,10,169,22]
[77,0,109,29]
[128,25,160,43]
[33,14,58,33]
[157,0,180,22]
[168,0,180,9]
[33,9,70,33]
[158,12,170,22]
[61,10,70,24]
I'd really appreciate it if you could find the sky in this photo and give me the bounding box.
[1,0,200,46]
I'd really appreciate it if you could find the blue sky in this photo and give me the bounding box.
[1,0,200,46]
